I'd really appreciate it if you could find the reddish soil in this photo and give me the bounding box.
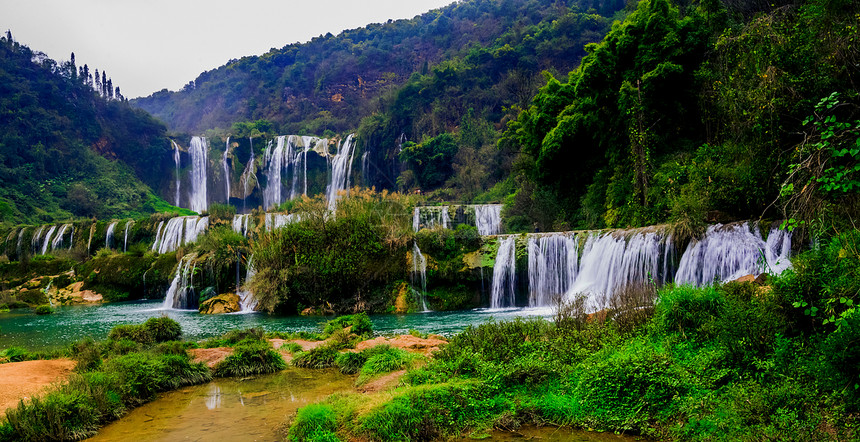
[188,347,232,368]
[0,359,76,417]
[355,335,447,356]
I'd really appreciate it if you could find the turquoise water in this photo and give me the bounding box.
[0,301,554,350]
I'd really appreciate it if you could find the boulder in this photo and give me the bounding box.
[199,293,241,314]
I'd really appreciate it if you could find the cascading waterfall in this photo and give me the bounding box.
[16,227,26,258]
[326,134,356,212]
[31,226,44,254]
[172,140,181,207]
[105,222,118,249]
[411,242,429,311]
[490,236,517,309]
[263,136,293,210]
[675,222,792,286]
[237,255,259,313]
[361,151,369,186]
[265,212,300,231]
[570,230,670,310]
[473,204,502,235]
[232,214,251,237]
[412,206,451,231]
[151,216,209,254]
[241,137,256,212]
[189,136,209,213]
[223,137,231,203]
[528,233,578,307]
[124,221,134,252]
[41,226,57,255]
[163,253,198,309]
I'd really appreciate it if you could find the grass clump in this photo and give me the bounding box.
[293,345,339,369]
[356,345,418,385]
[287,403,340,442]
[107,316,182,346]
[0,346,32,363]
[335,352,367,375]
[212,339,287,377]
[201,327,265,348]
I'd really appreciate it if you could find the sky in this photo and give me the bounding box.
[1,0,455,99]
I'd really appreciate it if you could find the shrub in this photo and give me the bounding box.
[143,316,182,342]
[282,342,303,354]
[34,304,54,315]
[287,403,339,442]
[323,313,373,338]
[213,340,286,377]
[202,328,265,348]
[103,339,140,356]
[655,285,723,338]
[293,345,339,369]
[105,352,210,403]
[71,338,102,372]
[108,324,153,345]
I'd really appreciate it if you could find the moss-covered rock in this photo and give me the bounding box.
[199,293,241,314]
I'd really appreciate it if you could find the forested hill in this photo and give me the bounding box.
[131,0,625,135]
[0,34,177,226]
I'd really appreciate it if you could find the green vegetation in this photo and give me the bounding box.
[33,305,53,315]
[0,35,177,227]
[0,319,210,441]
[287,232,860,440]
[212,339,287,377]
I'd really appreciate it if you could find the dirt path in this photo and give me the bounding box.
[0,359,76,417]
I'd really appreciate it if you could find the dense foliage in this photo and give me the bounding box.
[0,35,176,226]
[289,232,860,440]
[501,0,860,231]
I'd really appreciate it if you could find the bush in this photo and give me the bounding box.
[71,338,102,372]
[655,285,724,338]
[287,403,339,442]
[323,313,373,338]
[293,345,339,369]
[105,352,210,403]
[34,304,53,315]
[108,324,153,345]
[357,345,417,385]
[213,339,286,377]
[143,316,182,342]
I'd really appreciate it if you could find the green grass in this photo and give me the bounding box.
[212,339,287,377]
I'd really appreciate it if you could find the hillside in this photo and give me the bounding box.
[132,0,623,136]
[0,34,178,226]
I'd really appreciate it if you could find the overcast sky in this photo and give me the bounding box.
[1,0,455,98]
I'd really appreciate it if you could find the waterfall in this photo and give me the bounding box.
[289,137,310,200]
[124,221,134,252]
[50,224,71,252]
[87,223,96,255]
[41,226,57,255]
[412,206,451,231]
[411,242,429,311]
[16,227,26,258]
[68,226,74,250]
[105,222,118,249]
[241,137,256,213]
[31,226,44,254]
[237,255,259,313]
[528,233,578,307]
[473,204,502,235]
[265,212,300,231]
[675,222,792,286]
[361,151,369,186]
[326,134,357,212]
[570,230,669,310]
[263,136,293,210]
[232,214,251,237]
[490,236,517,309]
[222,137,231,203]
[172,140,181,207]
[151,216,209,254]
[163,253,198,310]
[189,136,209,213]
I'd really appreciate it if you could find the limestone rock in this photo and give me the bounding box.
[199,293,241,314]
